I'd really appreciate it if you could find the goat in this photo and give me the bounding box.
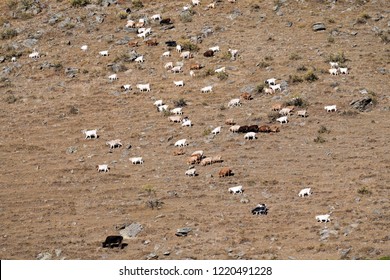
[259,125,271,133]
[82,129,98,139]
[252,204,268,215]
[190,70,195,77]
[297,110,308,117]
[136,83,150,92]
[106,139,122,149]
[229,125,240,133]
[316,214,330,223]
[329,62,339,69]
[244,132,257,140]
[180,51,192,59]
[228,49,238,60]
[211,126,221,135]
[200,157,212,166]
[160,18,173,25]
[97,164,109,172]
[162,51,171,57]
[228,98,241,107]
[102,236,123,248]
[339,67,348,74]
[169,115,183,123]
[298,187,312,197]
[270,84,281,92]
[271,103,282,111]
[265,78,276,85]
[264,88,274,95]
[203,50,214,57]
[170,107,183,115]
[99,50,109,56]
[135,55,144,63]
[225,118,235,125]
[247,125,259,133]
[185,168,197,176]
[153,99,163,107]
[170,66,183,73]
[174,139,188,147]
[324,105,337,112]
[241,92,252,100]
[29,51,40,59]
[329,68,339,75]
[80,45,88,51]
[219,167,233,177]
[173,80,184,87]
[192,0,200,6]
[209,46,220,52]
[121,84,131,91]
[126,20,135,28]
[165,41,177,47]
[187,155,201,165]
[191,150,204,158]
[190,63,204,70]
[237,125,249,133]
[145,39,158,46]
[176,45,182,53]
[229,185,243,194]
[108,74,118,81]
[182,119,192,127]
[215,66,226,73]
[158,104,169,112]
[279,107,293,116]
[11,57,16,62]
[276,116,288,124]
[173,148,185,156]
[151,14,162,21]
[130,157,144,164]
[164,62,173,69]
[201,85,213,93]
[207,2,215,9]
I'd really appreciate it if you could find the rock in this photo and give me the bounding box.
[119,222,143,239]
[176,227,192,237]
[163,251,170,256]
[350,97,373,111]
[22,39,38,48]
[240,85,255,93]
[0,56,5,63]
[377,68,387,74]
[64,67,79,78]
[109,63,128,73]
[276,10,284,16]
[312,22,326,31]
[96,15,104,24]
[55,249,62,257]
[201,26,213,38]
[37,252,52,260]
[340,248,351,259]
[286,21,293,27]
[146,253,158,260]
[66,146,78,154]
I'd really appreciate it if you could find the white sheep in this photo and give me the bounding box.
[180,51,192,59]
[174,139,188,147]
[108,74,118,81]
[211,126,221,135]
[316,214,330,223]
[279,107,293,116]
[162,51,171,57]
[151,14,162,21]
[270,84,281,92]
[209,46,220,52]
[126,20,135,28]
[82,129,98,139]
[11,57,16,62]
[182,119,192,127]
[99,50,109,56]
[173,80,184,87]
[329,62,339,69]
[228,185,243,194]
[158,104,169,112]
[329,68,339,75]
[297,110,308,117]
[185,168,197,176]
[121,84,131,91]
[244,132,257,140]
[29,51,40,59]
[192,0,200,6]
[176,45,182,53]
[97,164,109,172]
[215,66,226,73]
[170,107,183,115]
[169,115,183,123]
[130,157,144,164]
[229,125,240,133]
[135,55,144,63]
[201,85,213,93]
[339,67,348,74]
[164,62,173,69]
[228,48,238,60]
[136,83,150,92]
[80,45,88,51]
[298,187,312,197]
[228,98,241,108]
[171,66,183,73]
[265,78,276,85]
[276,116,288,124]
[324,105,337,112]
[153,99,163,107]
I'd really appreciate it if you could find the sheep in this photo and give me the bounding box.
[247,125,259,133]
[228,49,238,60]
[121,84,131,91]
[191,150,204,158]
[97,164,109,172]
[228,0,236,2]
[126,20,135,28]
[135,55,144,63]
[329,68,339,75]
[29,51,40,59]
[276,116,288,124]
[153,99,163,107]
[108,74,118,81]
[270,125,280,133]
[190,70,195,77]
[162,51,171,57]
[228,98,241,107]
[182,119,192,127]
[82,129,98,139]
[130,157,144,164]
[80,45,88,51]
[192,0,200,6]
[265,78,276,85]
[229,125,240,133]
[11,57,16,62]
[185,168,197,176]
[270,84,281,92]
[215,66,226,73]
[102,236,123,249]
[203,50,214,57]
[211,126,221,135]
[209,46,220,52]
[252,204,268,215]
[264,88,274,95]
[279,107,293,116]
[169,115,182,123]
[106,139,122,149]
[297,110,308,117]
[298,187,312,197]
[173,80,184,87]
[170,66,183,73]
[244,132,257,140]
[201,85,213,93]
[211,155,223,163]
[136,83,150,92]
[173,148,185,156]
[128,41,139,48]
[170,107,183,115]
[225,118,235,125]
[174,139,188,147]
[145,39,158,46]
[329,62,339,69]
[324,105,337,112]
[190,63,203,70]
[219,167,233,177]
[229,185,243,194]
[259,125,271,133]
[207,2,215,9]
[99,50,109,56]
[316,214,330,223]
[180,51,192,59]
[165,41,177,47]
[158,104,169,112]
[237,125,249,133]
[160,18,173,25]
[164,62,173,69]
[187,155,201,164]
[151,14,162,21]
[176,44,182,53]
[137,27,146,34]
[339,67,348,74]
[271,103,282,111]
[200,157,212,166]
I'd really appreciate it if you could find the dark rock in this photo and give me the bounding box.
[201,26,213,38]
[286,21,293,27]
[176,227,192,237]
[0,56,5,63]
[65,67,79,78]
[350,97,373,111]
[312,22,326,31]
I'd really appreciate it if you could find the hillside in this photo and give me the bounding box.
[0,0,389,260]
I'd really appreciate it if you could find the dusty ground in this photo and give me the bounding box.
[0,0,389,260]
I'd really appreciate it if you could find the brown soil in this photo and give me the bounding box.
[0,0,389,260]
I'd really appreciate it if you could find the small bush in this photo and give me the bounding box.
[328,51,347,64]
[177,39,199,52]
[318,125,330,134]
[180,11,193,23]
[304,70,318,82]
[257,61,270,68]
[289,53,302,60]
[357,186,372,195]
[284,97,307,108]
[204,68,215,76]
[289,75,303,84]
[5,94,17,104]
[70,0,90,7]
[264,56,273,61]
[378,256,390,260]
[174,98,187,107]
[313,135,326,143]
[0,29,18,40]
[132,0,144,9]
[203,128,211,136]
[7,0,18,10]
[146,199,163,210]
[217,72,228,81]
[268,111,280,122]
[297,65,308,72]
[143,185,156,197]
[327,36,335,43]
[117,10,128,20]
[255,84,264,94]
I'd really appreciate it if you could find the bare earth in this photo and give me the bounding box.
[0,0,389,260]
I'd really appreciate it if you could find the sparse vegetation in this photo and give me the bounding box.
[117,10,128,20]
[318,125,330,134]
[177,39,199,52]
[268,111,280,122]
[70,0,90,7]
[180,11,193,23]
[203,128,212,136]
[289,75,303,84]
[357,186,372,195]
[328,51,347,64]
[1,29,18,40]
[289,53,302,60]
[304,70,318,82]
[313,135,326,143]
[217,72,228,81]
[327,36,335,43]
[297,65,308,72]
[257,61,270,68]
[132,0,144,9]
[174,98,187,107]
[255,84,264,94]
[284,97,307,108]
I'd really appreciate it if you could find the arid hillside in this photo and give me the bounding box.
[0,0,389,260]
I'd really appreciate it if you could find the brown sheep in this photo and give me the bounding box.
[241,92,252,100]
[259,125,271,133]
[173,149,185,156]
[211,155,223,163]
[271,103,282,111]
[128,41,139,47]
[270,125,280,133]
[145,39,158,46]
[203,50,214,57]
[190,63,204,70]
[219,167,233,177]
[200,157,212,166]
[187,155,201,165]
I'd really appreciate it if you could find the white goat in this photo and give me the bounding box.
[136,83,150,92]
[324,105,337,112]
[158,104,169,112]
[298,187,312,197]
[121,84,131,91]
[162,51,171,57]
[215,66,226,73]
[329,68,339,75]
[176,45,182,53]
[174,139,188,147]
[180,51,192,59]
[126,20,135,28]
[201,85,213,93]
[153,100,163,107]
[151,14,162,21]
[171,66,183,73]
[189,70,195,77]
[97,164,109,172]
[99,50,109,56]
[228,185,243,194]
[244,132,257,140]
[192,0,200,6]
[164,62,173,69]
[228,98,241,108]
[270,84,281,92]
[29,51,40,59]
[80,45,88,51]
[169,115,183,123]
[182,119,192,127]
[209,46,220,52]
[316,214,330,223]
[211,126,221,135]
[228,48,238,60]
[276,116,288,124]
[174,80,184,87]
[106,139,122,149]
[170,107,183,115]
[339,67,348,74]
[329,62,339,69]
[82,129,98,139]
[265,78,276,85]
[130,157,144,164]
[297,110,308,117]
[229,125,240,133]
[135,55,144,63]
[108,74,118,81]
[185,168,197,176]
